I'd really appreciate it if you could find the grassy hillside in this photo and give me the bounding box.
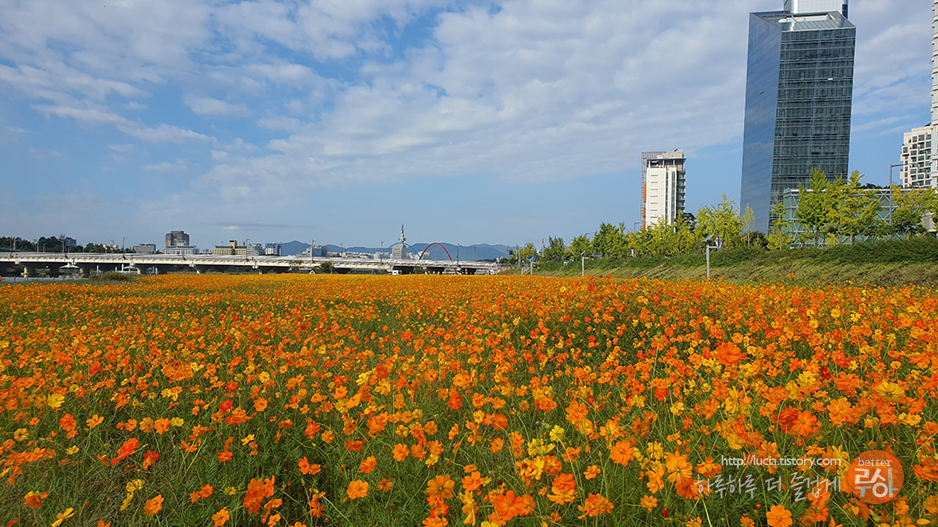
[518,237,938,287]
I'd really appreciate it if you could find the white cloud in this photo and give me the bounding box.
[143,159,189,172]
[257,116,302,132]
[122,124,213,145]
[28,146,64,158]
[109,143,136,152]
[183,95,251,117]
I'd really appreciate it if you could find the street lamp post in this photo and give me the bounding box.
[704,235,718,280]
[580,251,588,278]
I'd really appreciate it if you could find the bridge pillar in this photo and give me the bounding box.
[20,264,37,278]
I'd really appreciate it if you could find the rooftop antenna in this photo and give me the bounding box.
[399,225,406,243]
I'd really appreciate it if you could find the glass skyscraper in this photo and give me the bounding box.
[740,3,856,233]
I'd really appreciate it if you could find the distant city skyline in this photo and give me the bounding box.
[0,0,932,245]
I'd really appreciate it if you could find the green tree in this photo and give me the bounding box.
[0,237,35,251]
[834,171,881,244]
[591,223,627,258]
[767,201,793,250]
[315,262,335,274]
[516,242,537,263]
[568,234,591,259]
[697,194,744,249]
[890,186,929,239]
[796,170,837,247]
[542,237,566,261]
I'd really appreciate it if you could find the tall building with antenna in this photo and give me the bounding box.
[740,0,856,232]
[391,225,408,259]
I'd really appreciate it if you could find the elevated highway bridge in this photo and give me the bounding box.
[0,252,499,277]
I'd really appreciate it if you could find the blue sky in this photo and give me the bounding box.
[0,0,932,249]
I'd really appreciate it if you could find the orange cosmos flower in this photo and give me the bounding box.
[110,437,140,465]
[584,465,600,480]
[491,490,534,523]
[461,471,484,492]
[577,493,614,518]
[640,495,657,510]
[347,480,369,500]
[393,444,410,462]
[190,484,214,503]
[665,453,693,485]
[646,464,665,493]
[547,473,576,505]
[359,456,377,474]
[766,504,792,527]
[212,508,230,526]
[153,418,170,434]
[378,478,394,491]
[86,414,103,429]
[142,450,159,470]
[144,495,163,516]
[714,341,745,366]
[298,457,321,475]
[217,436,234,463]
[244,476,275,514]
[58,413,76,432]
[790,411,819,438]
[695,457,722,478]
[426,475,455,501]
[610,440,634,466]
[254,397,268,412]
[24,491,48,509]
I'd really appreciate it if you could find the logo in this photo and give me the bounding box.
[845,450,904,504]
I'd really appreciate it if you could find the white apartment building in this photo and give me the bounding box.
[641,150,686,228]
[901,125,935,188]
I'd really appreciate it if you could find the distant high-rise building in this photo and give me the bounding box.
[391,225,408,259]
[165,230,190,247]
[264,243,282,256]
[640,150,686,228]
[901,126,934,188]
[740,1,856,232]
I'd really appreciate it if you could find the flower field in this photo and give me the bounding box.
[2,274,938,526]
